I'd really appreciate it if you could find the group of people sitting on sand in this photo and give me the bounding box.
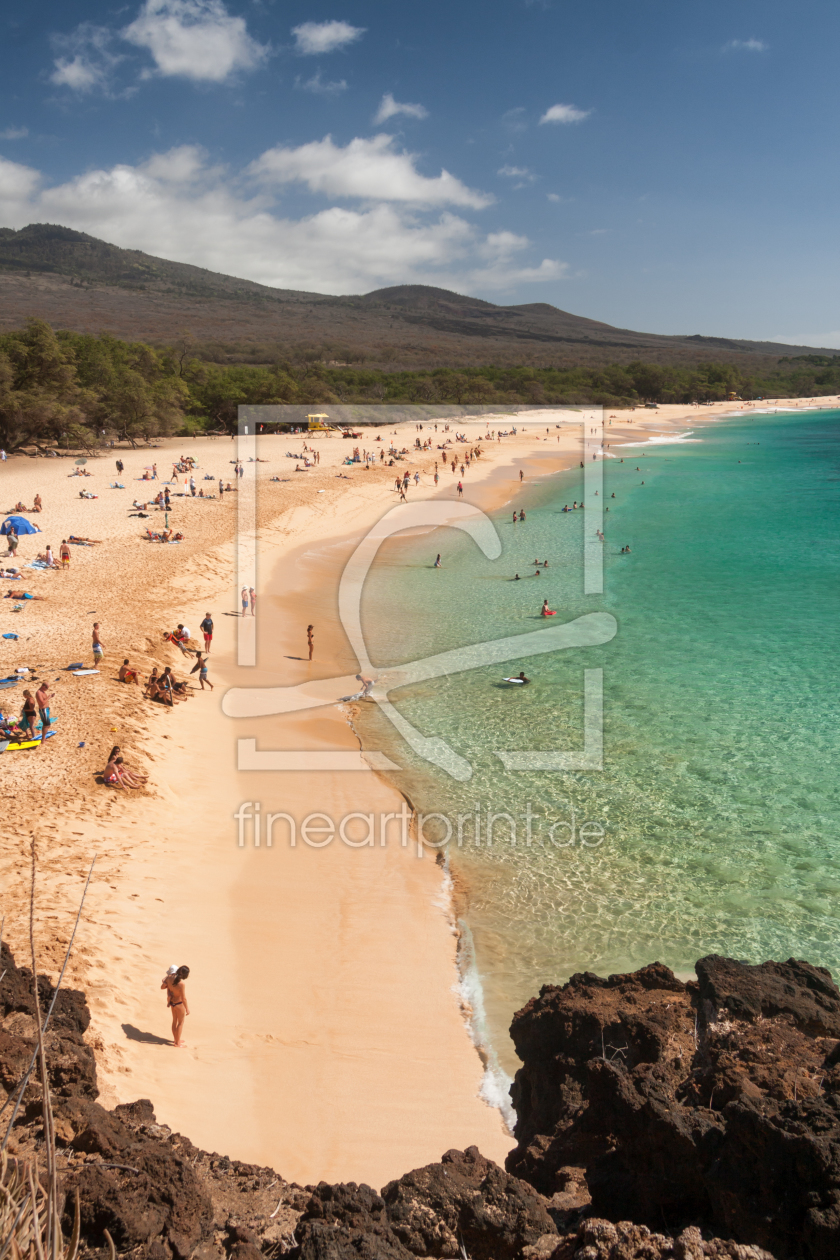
[144,665,192,705]
[8,496,42,513]
[162,625,195,655]
[103,745,148,788]
[68,468,93,478]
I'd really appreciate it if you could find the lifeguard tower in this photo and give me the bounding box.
[307,413,333,434]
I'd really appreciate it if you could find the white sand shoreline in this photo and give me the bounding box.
[1,392,837,1188]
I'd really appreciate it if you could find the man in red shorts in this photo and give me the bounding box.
[200,612,213,653]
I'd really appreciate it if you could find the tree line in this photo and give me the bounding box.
[1,320,838,450]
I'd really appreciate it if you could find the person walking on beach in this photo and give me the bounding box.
[161,964,190,1048]
[200,612,213,652]
[6,528,18,558]
[190,653,213,690]
[92,622,104,665]
[307,624,314,661]
[457,481,463,497]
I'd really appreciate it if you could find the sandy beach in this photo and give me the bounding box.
[1,392,837,1188]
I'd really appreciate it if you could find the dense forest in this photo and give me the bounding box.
[1,319,839,450]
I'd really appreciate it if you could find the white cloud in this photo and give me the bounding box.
[0,147,563,295]
[546,192,561,202]
[297,71,347,95]
[50,23,123,93]
[539,103,591,125]
[723,38,768,53]
[292,20,364,55]
[497,165,536,189]
[249,134,493,208]
[0,126,28,140]
[501,107,528,133]
[374,93,428,124]
[122,0,269,82]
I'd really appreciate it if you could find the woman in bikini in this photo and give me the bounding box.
[161,965,190,1047]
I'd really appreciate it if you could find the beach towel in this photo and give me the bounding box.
[2,633,18,640]
[27,560,49,569]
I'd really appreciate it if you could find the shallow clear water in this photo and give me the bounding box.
[355,411,840,1075]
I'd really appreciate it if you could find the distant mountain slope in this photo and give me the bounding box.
[0,223,834,367]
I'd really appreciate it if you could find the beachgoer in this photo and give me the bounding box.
[33,494,42,513]
[119,659,139,684]
[514,573,520,580]
[20,690,37,739]
[307,624,314,661]
[457,481,463,497]
[241,587,248,615]
[190,652,214,690]
[6,529,18,557]
[161,965,190,1047]
[144,667,161,698]
[35,681,50,742]
[434,554,442,567]
[519,469,524,481]
[200,613,213,651]
[249,588,256,616]
[92,623,104,665]
[517,672,530,684]
[59,541,70,569]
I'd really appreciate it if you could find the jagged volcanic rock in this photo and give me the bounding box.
[506,956,840,1260]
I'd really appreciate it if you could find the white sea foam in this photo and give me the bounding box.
[453,911,516,1134]
[621,431,702,447]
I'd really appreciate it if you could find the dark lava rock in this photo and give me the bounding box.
[695,957,840,1038]
[296,1148,556,1259]
[506,957,840,1260]
[530,1218,776,1260]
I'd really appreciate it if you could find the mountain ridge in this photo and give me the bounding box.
[0,222,835,367]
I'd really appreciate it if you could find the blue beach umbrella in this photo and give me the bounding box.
[1,516,41,535]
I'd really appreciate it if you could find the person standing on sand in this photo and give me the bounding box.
[307,624,314,661]
[6,528,18,558]
[35,681,51,742]
[249,587,256,616]
[92,623,104,665]
[59,540,70,570]
[241,587,249,615]
[161,965,190,1047]
[200,613,213,652]
[21,690,37,738]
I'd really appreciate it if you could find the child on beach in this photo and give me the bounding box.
[161,965,190,1047]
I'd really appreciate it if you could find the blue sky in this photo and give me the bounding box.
[1,1,838,345]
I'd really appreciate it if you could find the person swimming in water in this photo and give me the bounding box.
[434,553,442,567]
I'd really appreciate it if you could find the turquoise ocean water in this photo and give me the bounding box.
[354,410,840,1081]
